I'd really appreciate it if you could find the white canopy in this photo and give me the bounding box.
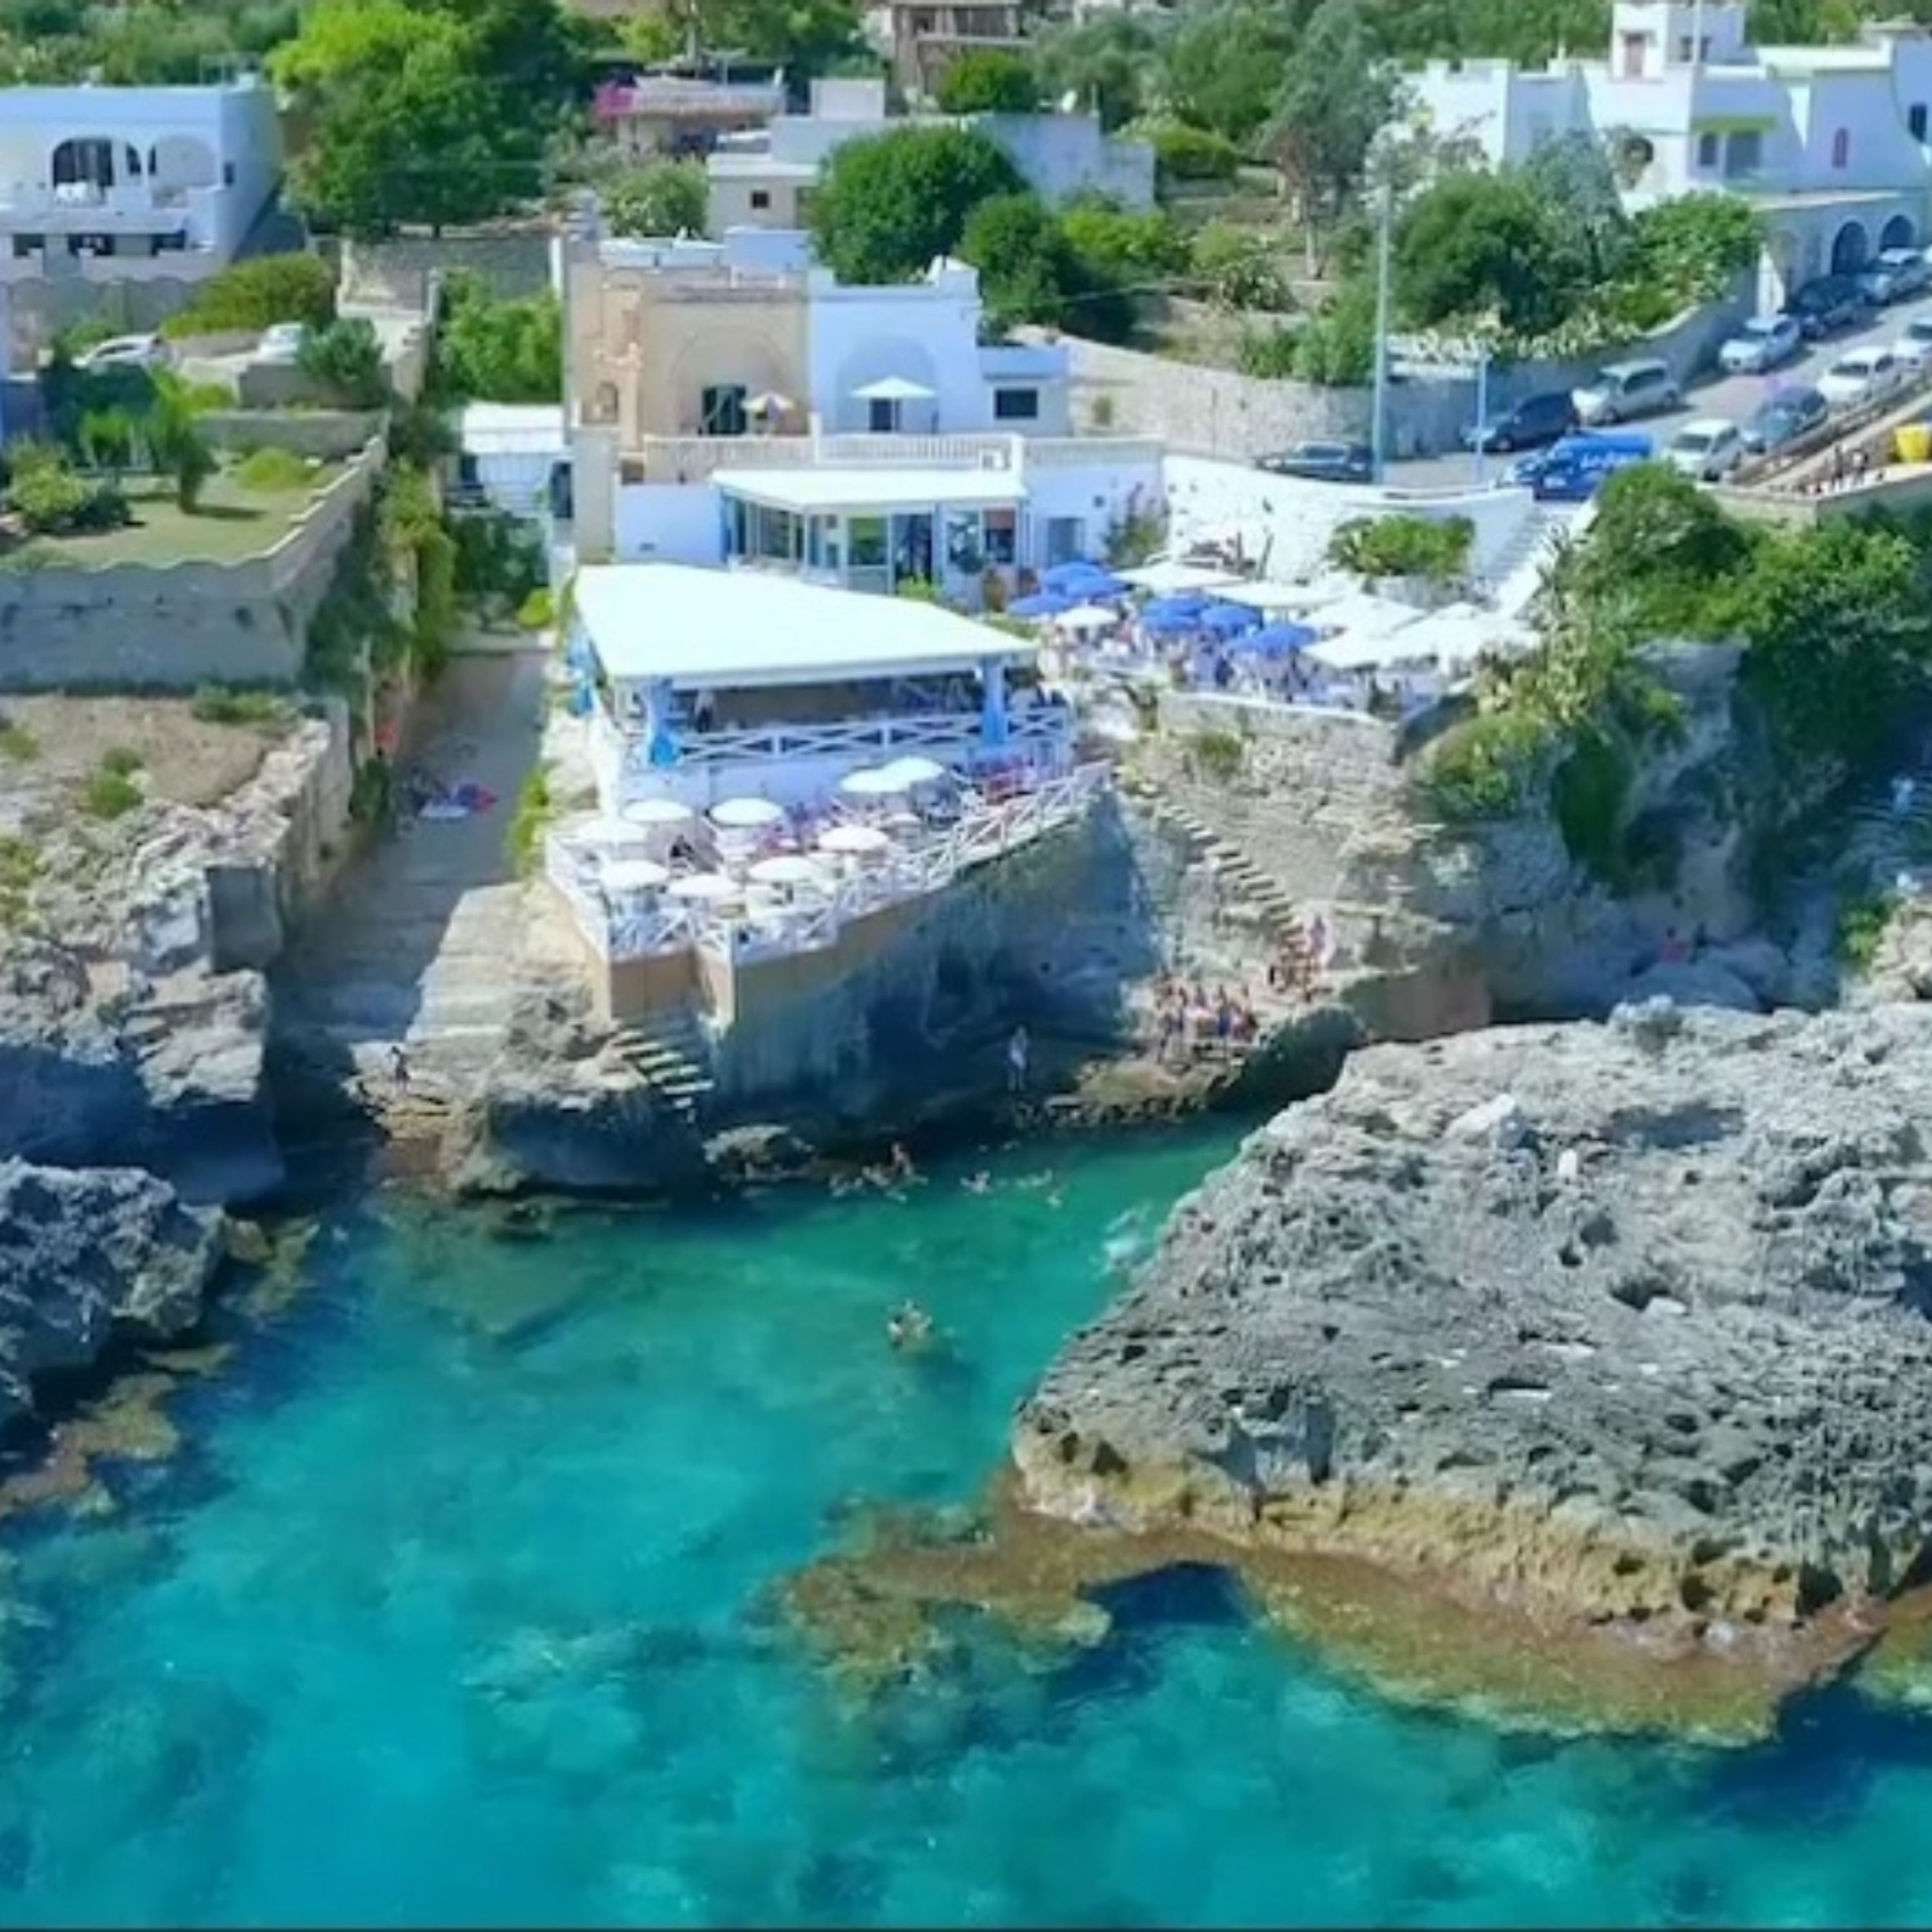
[601,857,670,893]
[838,767,909,799]
[621,797,695,826]
[1307,591,1430,641]
[710,796,784,828]
[1117,559,1244,596]
[1307,628,1444,672]
[576,814,648,847]
[1054,603,1120,634]
[876,755,947,788]
[749,853,831,887]
[667,872,743,902]
[1215,579,1333,612]
[851,374,936,402]
[744,391,796,415]
[818,822,892,855]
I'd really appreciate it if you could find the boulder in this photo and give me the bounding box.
[1013,1005,1932,1658]
[0,1160,225,1430]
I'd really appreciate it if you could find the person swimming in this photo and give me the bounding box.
[887,1300,934,1352]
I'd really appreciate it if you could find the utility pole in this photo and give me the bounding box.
[1369,180,1394,485]
[1472,344,1490,489]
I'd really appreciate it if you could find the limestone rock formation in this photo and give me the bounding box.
[1015,1001,1932,1655]
[0,1159,225,1430]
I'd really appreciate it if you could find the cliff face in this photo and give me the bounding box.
[1013,1002,1932,1672]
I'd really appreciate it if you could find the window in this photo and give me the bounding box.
[699,383,747,436]
[1619,32,1647,77]
[1912,103,1928,141]
[1677,35,1693,61]
[222,161,236,186]
[1045,516,1083,566]
[1696,131,1719,168]
[993,386,1039,421]
[1832,128,1850,168]
[848,516,888,568]
[1726,129,1762,176]
[749,189,770,211]
[981,507,1016,565]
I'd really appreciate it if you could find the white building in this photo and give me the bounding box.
[706,75,1156,233]
[452,403,569,518]
[0,73,283,282]
[571,562,1069,813]
[1408,1,1932,306]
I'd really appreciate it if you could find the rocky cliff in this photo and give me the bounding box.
[0,1159,225,1430]
[1010,1001,1932,1705]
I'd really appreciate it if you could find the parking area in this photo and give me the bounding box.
[1387,284,1932,492]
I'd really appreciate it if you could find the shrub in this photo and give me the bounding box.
[192,686,294,726]
[1414,710,1553,821]
[1186,726,1245,782]
[1329,513,1473,585]
[1550,726,1633,887]
[451,508,545,617]
[297,317,386,408]
[1236,325,1301,379]
[517,586,555,630]
[507,766,554,877]
[161,252,336,338]
[1838,891,1897,971]
[1191,221,1293,310]
[235,447,317,492]
[82,767,143,819]
[8,457,130,535]
[933,48,1037,113]
[100,745,143,778]
[1146,123,1241,186]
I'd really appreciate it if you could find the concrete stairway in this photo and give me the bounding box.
[1130,779,1310,961]
[607,1007,716,1119]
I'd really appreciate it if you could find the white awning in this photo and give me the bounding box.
[852,375,936,402]
[713,467,1025,514]
[1214,579,1338,612]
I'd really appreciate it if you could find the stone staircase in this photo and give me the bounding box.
[606,1007,716,1119]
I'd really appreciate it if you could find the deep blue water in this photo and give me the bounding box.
[5,1125,1932,1927]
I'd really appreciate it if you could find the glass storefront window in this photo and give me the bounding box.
[849,516,887,567]
[982,507,1017,565]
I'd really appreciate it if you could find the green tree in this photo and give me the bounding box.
[298,317,388,407]
[1517,129,1631,285]
[810,125,1024,285]
[1567,463,1756,637]
[1190,220,1294,309]
[1060,198,1188,285]
[146,374,218,511]
[602,158,708,238]
[435,274,563,403]
[1160,3,1294,146]
[1395,171,1578,336]
[1626,192,1765,303]
[1271,0,1397,264]
[934,48,1037,113]
[960,193,1137,343]
[1030,14,1156,129]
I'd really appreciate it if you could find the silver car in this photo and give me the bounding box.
[1718,314,1801,375]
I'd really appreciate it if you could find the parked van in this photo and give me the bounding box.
[1530,431,1656,501]
[1571,357,1681,426]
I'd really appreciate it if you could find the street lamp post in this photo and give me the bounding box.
[1472,344,1491,489]
[1369,181,1394,484]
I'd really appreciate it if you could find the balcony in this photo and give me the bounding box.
[0,181,199,230]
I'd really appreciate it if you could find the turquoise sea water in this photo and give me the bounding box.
[8,1125,1932,1927]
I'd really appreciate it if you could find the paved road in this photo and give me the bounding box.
[1387,286,1932,492]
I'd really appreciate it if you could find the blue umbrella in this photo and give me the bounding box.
[1008,590,1074,619]
[1139,598,1201,636]
[1040,560,1122,596]
[1197,601,1260,638]
[1237,621,1317,656]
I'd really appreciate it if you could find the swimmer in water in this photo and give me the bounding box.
[887,1299,934,1352]
[963,1171,992,1195]
[887,1141,919,1186]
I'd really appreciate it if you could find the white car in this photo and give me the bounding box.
[1718,314,1801,375]
[1664,417,1746,482]
[73,332,164,371]
[1818,345,1906,408]
[1897,316,1932,369]
[255,321,310,365]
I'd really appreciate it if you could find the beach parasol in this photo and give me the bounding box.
[708,796,784,829]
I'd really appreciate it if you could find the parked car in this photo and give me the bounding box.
[1254,440,1374,483]
[1859,247,1932,305]
[1529,431,1656,502]
[255,321,310,365]
[1663,417,1747,482]
[1570,357,1681,426]
[1817,344,1905,408]
[1741,384,1830,453]
[1717,314,1803,375]
[1896,315,1932,369]
[1459,389,1577,453]
[72,332,164,372]
[1783,273,1867,339]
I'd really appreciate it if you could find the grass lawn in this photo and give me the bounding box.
[1,463,345,569]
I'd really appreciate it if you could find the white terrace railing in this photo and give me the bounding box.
[607,705,1070,780]
[546,761,1110,969]
[620,431,1166,486]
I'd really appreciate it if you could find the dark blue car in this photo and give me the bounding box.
[1460,390,1578,453]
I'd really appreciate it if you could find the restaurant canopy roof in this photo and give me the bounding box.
[713,466,1025,513]
[574,563,1039,690]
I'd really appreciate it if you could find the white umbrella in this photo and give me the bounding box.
[838,767,909,799]
[667,872,743,902]
[1117,560,1243,596]
[851,374,936,402]
[744,391,795,417]
[1054,603,1119,634]
[876,755,947,788]
[575,814,647,847]
[749,853,831,887]
[818,822,891,856]
[602,857,669,893]
[621,797,694,826]
[709,796,784,828]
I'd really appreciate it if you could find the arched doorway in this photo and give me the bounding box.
[146,134,217,193]
[50,136,138,191]
[1882,213,1918,253]
[1831,219,1871,274]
